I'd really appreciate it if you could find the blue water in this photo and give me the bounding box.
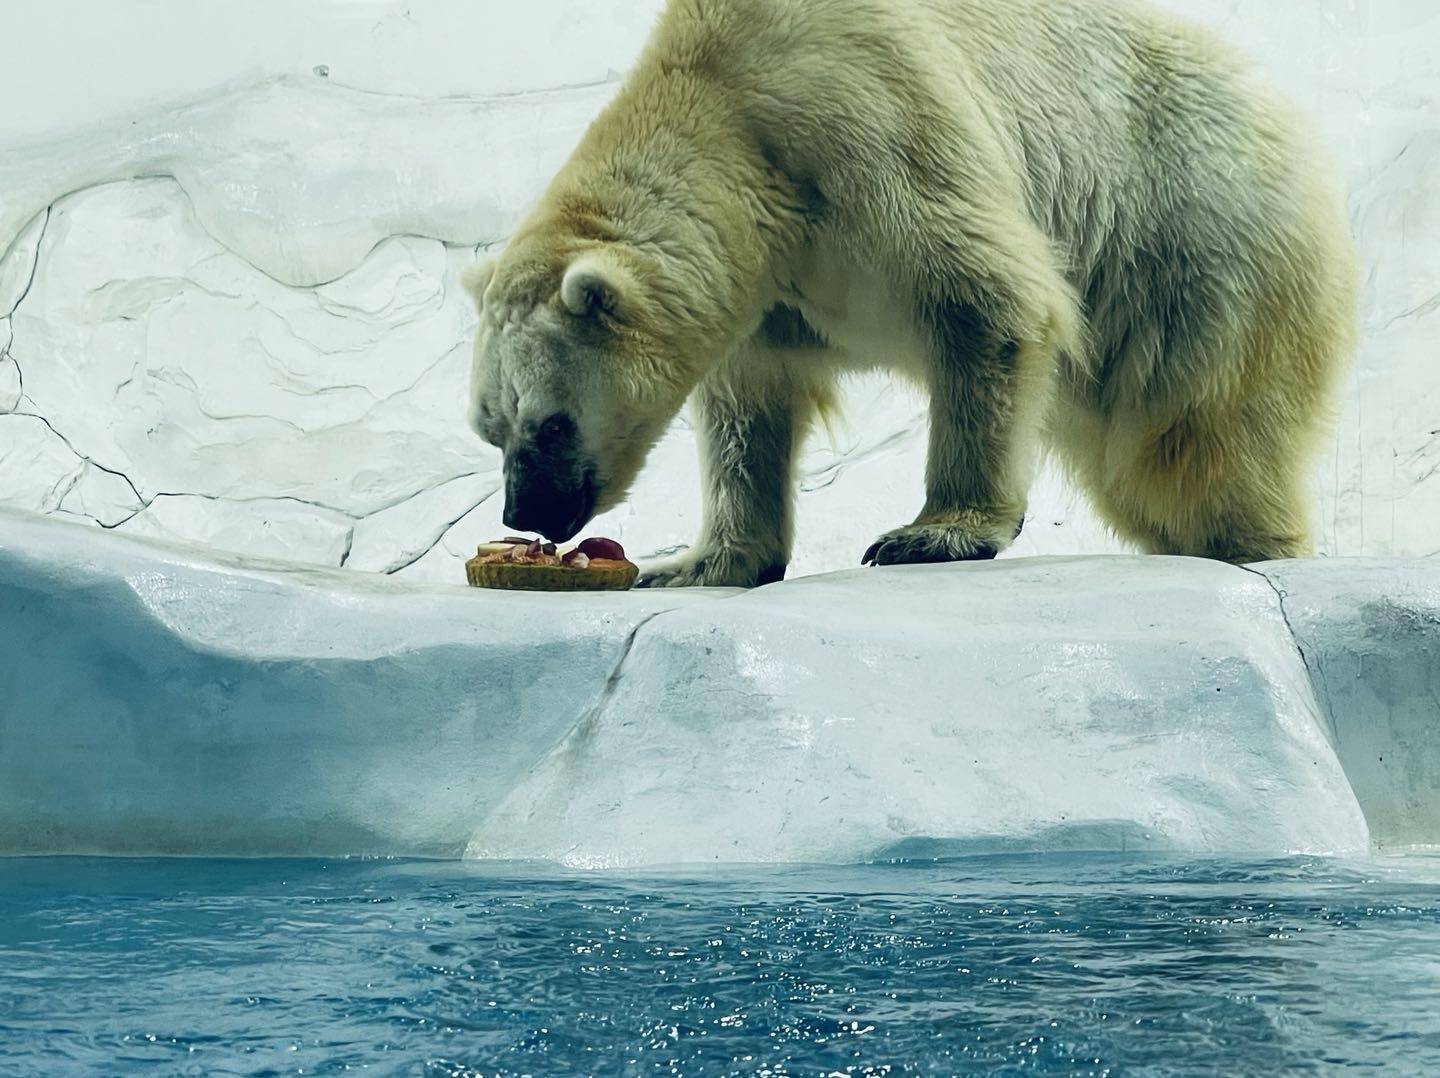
[4,856,1440,1075]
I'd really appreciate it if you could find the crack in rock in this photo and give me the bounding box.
[1241,564,1339,747]
[0,208,47,413]
[135,489,361,520]
[591,612,662,714]
[554,608,669,759]
[5,170,500,311]
[339,527,357,568]
[15,368,494,534]
[0,207,50,319]
[0,338,18,414]
[11,408,144,505]
[1380,290,1440,333]
[383,489,498,576]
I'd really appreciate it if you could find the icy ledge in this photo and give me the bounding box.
[2,509,1435,865]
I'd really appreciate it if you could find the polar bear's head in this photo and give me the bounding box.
[462,244,708,543]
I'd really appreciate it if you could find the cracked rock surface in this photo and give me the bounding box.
[0,510,1379,861]
[469,554,1370,867]
[1257,559,1440,852]
[1,1,1436,580]
[0,509,727,858]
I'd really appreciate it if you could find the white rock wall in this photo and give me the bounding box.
[1257,558,1440,852]
[0,509,1372,861]
[1,1,1436,580]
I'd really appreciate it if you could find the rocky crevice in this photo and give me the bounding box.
[0,186,498,570]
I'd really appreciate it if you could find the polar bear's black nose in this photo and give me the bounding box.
[503,474,596,543]
[502,414,595,542]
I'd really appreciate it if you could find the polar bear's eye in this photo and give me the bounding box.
[535,413,578,448]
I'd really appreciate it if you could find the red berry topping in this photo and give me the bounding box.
[576,537,626,561]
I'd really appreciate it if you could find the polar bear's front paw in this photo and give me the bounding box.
[636,547,786,589]
[862,513,1017,567]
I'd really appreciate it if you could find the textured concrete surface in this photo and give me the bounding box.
[1258,559,1440,851]
[0,509,726,857]
[0,509,1389,863]
[470,556,1368,866]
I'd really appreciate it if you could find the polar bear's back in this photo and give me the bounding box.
[665,0,1347,295]
[655,0,1353,408]
[915,0,1354,408]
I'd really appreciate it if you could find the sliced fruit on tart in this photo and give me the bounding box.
[465,537,638,592]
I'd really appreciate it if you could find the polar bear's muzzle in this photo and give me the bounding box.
[501,413,598,543]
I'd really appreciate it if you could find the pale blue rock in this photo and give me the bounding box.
[1258,559,1440,851]
[470,557,1368,866]
[0,509,1376,863]
[0,508,721,857]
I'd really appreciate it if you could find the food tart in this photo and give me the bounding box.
[465,537,639,592]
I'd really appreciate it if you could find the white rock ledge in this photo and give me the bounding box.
[5,508,1434,865]
[0,509,724,859]
[1256,559,1440,853]
[468,556,1367,865]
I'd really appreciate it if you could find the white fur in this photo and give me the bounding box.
[467,0,1358,585]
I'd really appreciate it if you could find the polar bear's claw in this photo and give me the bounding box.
[863,524,1002,567]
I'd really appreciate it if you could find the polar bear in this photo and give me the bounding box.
[463,0,1357,587]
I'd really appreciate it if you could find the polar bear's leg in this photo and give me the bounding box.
[1120,403,1315,563]
[863,297,1058,566]
[1068,384,1318,564]
[638,312,829,589]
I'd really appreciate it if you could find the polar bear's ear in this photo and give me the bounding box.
[459,258,497,312]
[561,249,635,321]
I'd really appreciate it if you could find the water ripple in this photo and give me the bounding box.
[2,855,1440,1074]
